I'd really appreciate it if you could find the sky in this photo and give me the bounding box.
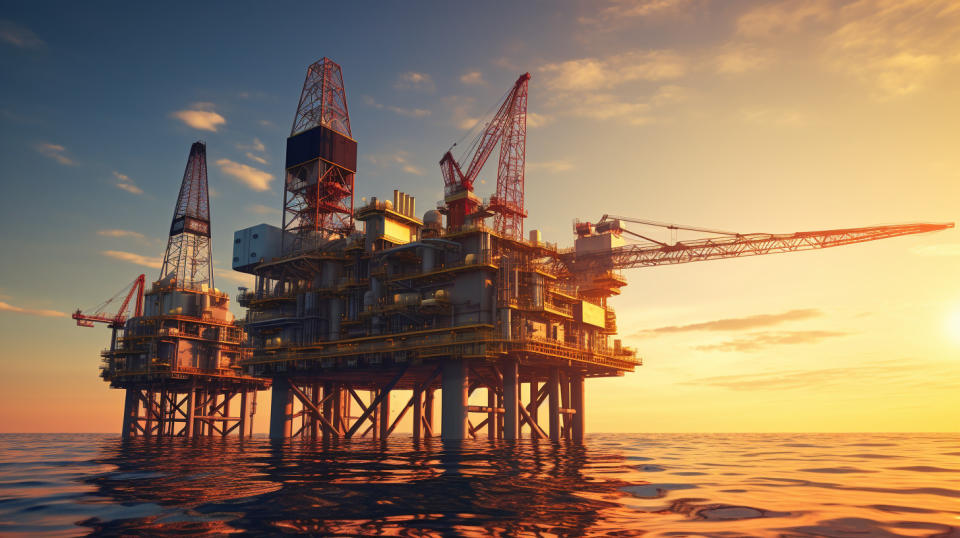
[1,0,959,433]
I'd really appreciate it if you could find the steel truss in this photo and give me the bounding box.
[268,359,586,442]
[120,382,256,439]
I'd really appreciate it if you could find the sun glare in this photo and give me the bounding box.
[946,309,960,344]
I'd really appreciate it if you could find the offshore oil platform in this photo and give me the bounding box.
[75,142,269,438]
[79,57,952,441]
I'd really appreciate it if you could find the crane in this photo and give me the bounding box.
[564,217,954,273]
[439,73,530,240]
[73,274,145,328]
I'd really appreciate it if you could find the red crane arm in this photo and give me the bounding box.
[569,223,954,271]
[440,73,530,191]
[73,274,146,328]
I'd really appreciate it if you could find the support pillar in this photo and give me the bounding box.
[144,390,154,436]
[185,380,196,437]
[323,382,335,440]
[222,393,231,437]
[413,387,423,440]
[269,377,293,439]
[560,372,571,440]
[548,368,560,442]
[121,388,138,439]
[487,387,496,440]
[424,389,435,438]
[332,384,343,435]
[239,390,248,439]
[528,381,539,438]
[310,383,320,440]
[503,360,519,440]
[370,390,379,440]
[441,360,468,440]
[571,375,585,442]
[378,388,390,440]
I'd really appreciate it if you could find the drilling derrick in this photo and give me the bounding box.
[93,141,268,439]
[283,57,357,253]
[233,60,953,443]
[161,142,213,287]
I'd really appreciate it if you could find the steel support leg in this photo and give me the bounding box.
[323,382,334,441]
[413,387,423,441]
[425,389,435,438]
[121,388,137,439]
[185,380,195,437]
[378,388,390,440]
[528,381,539,438]
[441,360,468,440]
[239,390,248,439]
[269,377,293,439]
[503,360,519,440]
[549,368,560,442]
[571,375,585,442]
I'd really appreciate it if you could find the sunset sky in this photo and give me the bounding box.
[1,0,958,433]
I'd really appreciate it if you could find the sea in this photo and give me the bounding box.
[0,433,957,536]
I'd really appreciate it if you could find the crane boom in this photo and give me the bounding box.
[439,73,530,238]
[73,274,145,328]
[568,222,954,271]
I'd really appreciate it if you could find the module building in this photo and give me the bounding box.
[232,58,639,442]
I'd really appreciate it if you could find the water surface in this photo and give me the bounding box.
[1,433,958,536]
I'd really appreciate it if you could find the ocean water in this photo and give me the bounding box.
[0,433,958,536]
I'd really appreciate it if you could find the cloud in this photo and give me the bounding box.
[640,309,823,335]
[526,112,553,128]
[737,0,960,99]
[0,20,43,48]
[363,96,430,118]
[238,138,265,153]
[112,171,143,195]
[35,143,74,166]
[102,250,162,269]
[693,330,848,352]
[540,50,687,92]
[97,229,146,241]
[682,363,902,391]
[394,71,435,92]
[912,243,960,256]
[0,301,66,318]
[246,203,279,216]
[579,0,693,25]
[569,93,653,125]
[443,95,480,130]
[245,152,268,165]
[366,151,424,176]
[215,159,273,191]
[172,103,226,132]
[460,71,484,85]
[527,160,574,173]
[736,0,833,38]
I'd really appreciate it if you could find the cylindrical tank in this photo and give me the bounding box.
[329,299,342,340]
[531,274,544,307]
[422,247,435,272]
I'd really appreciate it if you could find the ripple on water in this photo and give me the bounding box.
[0,433,958,536]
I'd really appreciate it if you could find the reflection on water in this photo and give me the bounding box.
[1,433,958,536]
